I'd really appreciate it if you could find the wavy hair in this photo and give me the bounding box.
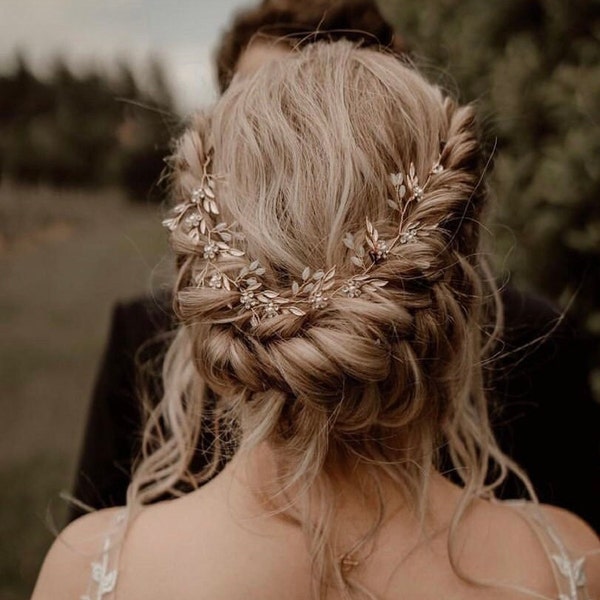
[127,41,532,599]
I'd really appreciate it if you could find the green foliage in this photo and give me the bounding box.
[0,54,177,201]
[381,0,600,397]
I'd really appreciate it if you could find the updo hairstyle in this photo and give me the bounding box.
[130,42,522,598]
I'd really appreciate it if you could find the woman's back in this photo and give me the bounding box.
[119,482,595,600]
[38,450,598,599]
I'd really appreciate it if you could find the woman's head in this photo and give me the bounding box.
[137,41,519,597]
[135,39,526,598]
[165,42,490,485]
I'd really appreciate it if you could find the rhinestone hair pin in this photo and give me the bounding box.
[163,156,444,327]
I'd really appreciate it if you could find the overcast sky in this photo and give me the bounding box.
[0,0,253,112]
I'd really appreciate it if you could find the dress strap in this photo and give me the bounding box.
[506,501,590,600]
[80,509,126,600]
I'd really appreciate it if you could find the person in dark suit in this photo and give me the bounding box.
[70,0,599,530]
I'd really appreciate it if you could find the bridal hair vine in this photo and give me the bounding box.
[163,155,444,327]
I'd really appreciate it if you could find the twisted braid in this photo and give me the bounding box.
[165,86,486,460]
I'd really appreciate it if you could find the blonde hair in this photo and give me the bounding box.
[128,41,532,598]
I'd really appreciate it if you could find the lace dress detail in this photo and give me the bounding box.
[506,501,591,600]
[81,510,126,600]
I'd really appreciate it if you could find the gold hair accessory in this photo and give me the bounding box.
[163,157,443,327]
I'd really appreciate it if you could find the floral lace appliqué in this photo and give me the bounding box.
[508,501,590,600]
[551,547,587,600]
[80,511,125,600]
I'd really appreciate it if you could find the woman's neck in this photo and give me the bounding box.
[210,440,462,535]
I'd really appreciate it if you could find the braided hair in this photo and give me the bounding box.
[129,42,529,599]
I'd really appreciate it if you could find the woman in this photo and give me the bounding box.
[33,42,598,600]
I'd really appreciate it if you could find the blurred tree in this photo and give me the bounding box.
[114,57,177,203]
[0,53,177,200]
[380,0,600,399]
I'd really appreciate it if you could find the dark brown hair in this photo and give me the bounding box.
[215,0,408,92]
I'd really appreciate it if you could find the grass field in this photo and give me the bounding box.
[0,183,171,599]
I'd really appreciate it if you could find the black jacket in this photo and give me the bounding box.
[70,287,600,530]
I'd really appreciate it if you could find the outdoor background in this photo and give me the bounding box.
[1,0,598,598]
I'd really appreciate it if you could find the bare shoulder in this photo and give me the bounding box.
[449,498,597,599]
[538,504,599,551]
[490,502,599,596]
[539,504,600,595]
[31,506,124,600]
